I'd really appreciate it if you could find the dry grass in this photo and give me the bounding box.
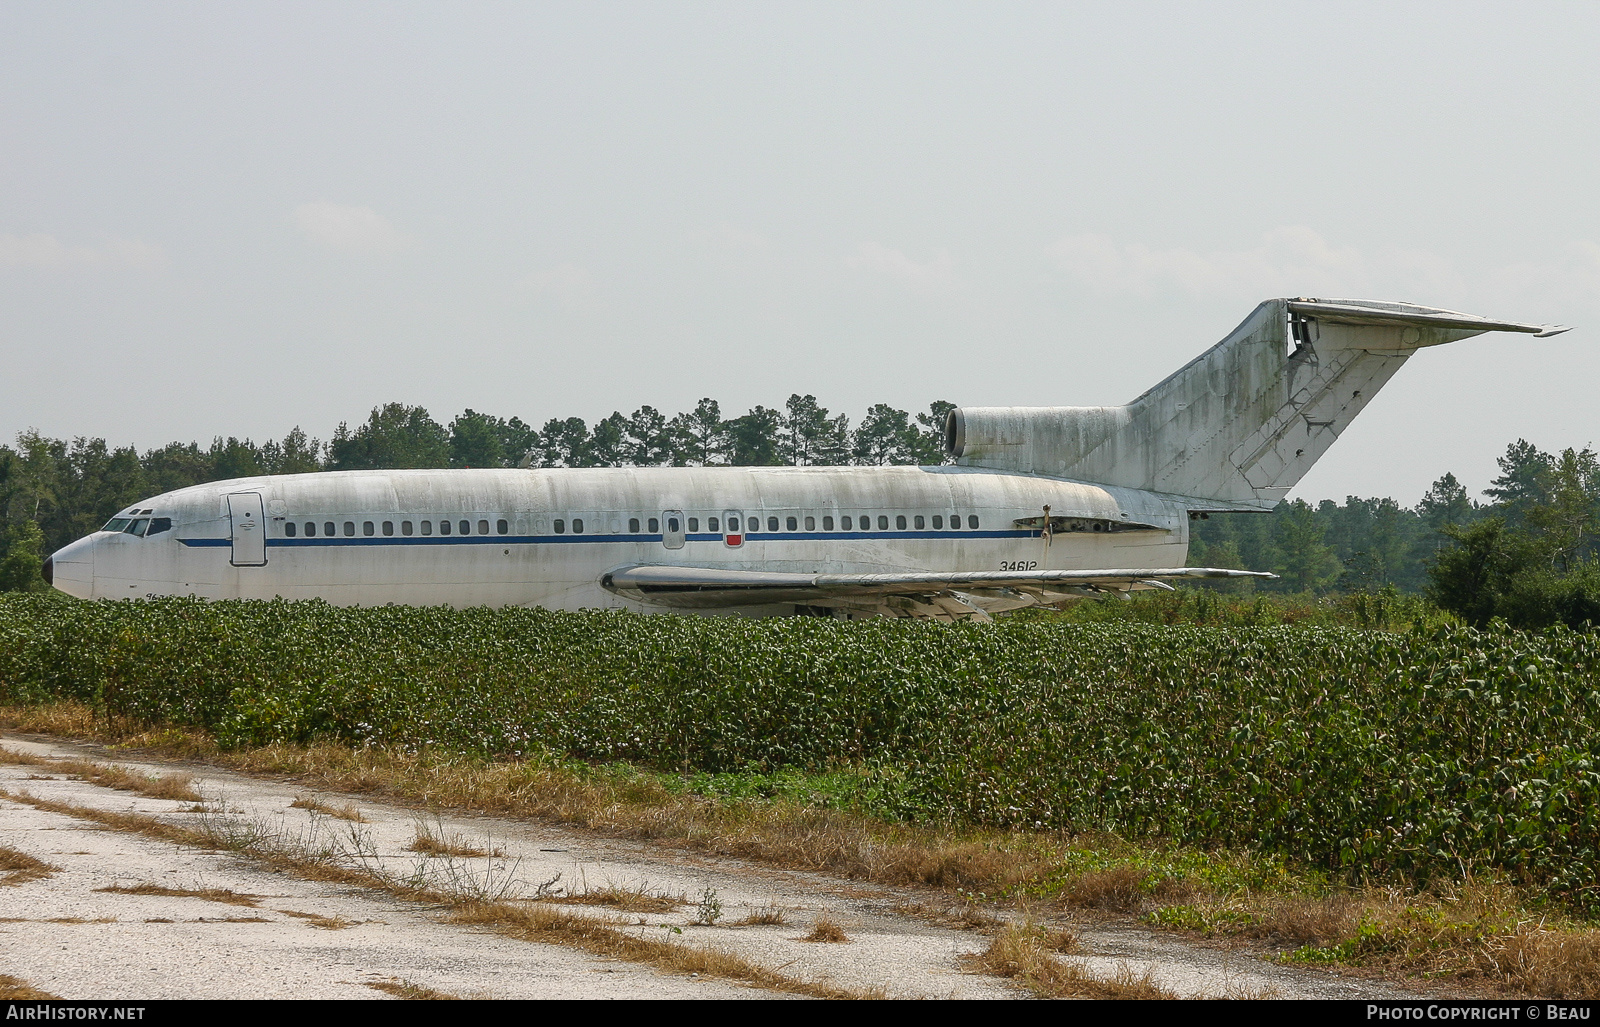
[737,905,788,926]
[0,974,59,1000]
[282,909,358,930]
[1044,924,1084,954]
[891,899,1001,932]
[1495,928,1600,998]
[408,821,499,858]
[93,882,261,907]
[0,844,57,887]
[0,743,202,802]
[11,708,1600,996]
[0,785,879,999]
[291,795,368,822]
[802,915,849,943]
[66,761,202,802]
[971,922,1175,999]
[447,900,878,998]
[367,979,459,1000]
[551,882,684,914]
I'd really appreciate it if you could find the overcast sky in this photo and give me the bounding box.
[3,1,1595,504]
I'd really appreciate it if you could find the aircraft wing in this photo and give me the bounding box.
[602,564,1275,621]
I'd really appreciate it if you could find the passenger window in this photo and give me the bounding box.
[804,516,814,531]
[422,520,433,536]
[896,515,907,530]
[473,520,484,535]
[402,521,414,536]
[147,517,172,536]
[709,517,720,532]
[951,512,960,528]
[383,521,394,536]
[496,519,508,535]
[305,522,316,537]
[969,515,980,529]
[933,515,943,529]
[554,519,566,534]
[688,517,699,532]
[572,518,584,533]
[822,516,833,531]
[629,517,640,533]
[786,516,796,531]
[878,515,889,530]
[914,515,925,529]
[440,520,452,535]
[648,517,659,533]
[343,522,354,537]
[773,517,783,532]
[364,521,375,536]
[285,522,297,538]
[324,521,335,537]
[841,516,852,530]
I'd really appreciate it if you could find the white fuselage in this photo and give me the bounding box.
[47,465,1190,613]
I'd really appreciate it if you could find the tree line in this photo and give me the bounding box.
[1192,439,1600,626]
[3,397,1595,629]
[0,396,952,584]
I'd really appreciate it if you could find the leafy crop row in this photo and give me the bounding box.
[3,594,1597,904]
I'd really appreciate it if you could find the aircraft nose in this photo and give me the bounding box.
[46,537,95,600]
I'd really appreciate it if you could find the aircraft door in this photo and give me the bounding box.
[661,510,685,550]
[228,492,267,567]
[723,510,744,548]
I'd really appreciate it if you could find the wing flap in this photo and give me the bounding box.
[603,564,1274,612]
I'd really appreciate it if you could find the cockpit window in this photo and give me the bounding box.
[124,519,149,537]
[102,518,131,533]
[147,518,172,537]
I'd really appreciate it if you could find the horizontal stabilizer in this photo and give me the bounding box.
[1285,299,1568,338]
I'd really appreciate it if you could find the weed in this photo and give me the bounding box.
[694,887,723,926]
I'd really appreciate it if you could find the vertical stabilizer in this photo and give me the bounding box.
[946,299,1566,507]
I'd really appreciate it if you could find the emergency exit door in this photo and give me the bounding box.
[228,493,267,566]
[661,510,685,549]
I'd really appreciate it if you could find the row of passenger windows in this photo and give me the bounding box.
[554,514,981,534]
[285,519,509,538]
[280,513,982,537]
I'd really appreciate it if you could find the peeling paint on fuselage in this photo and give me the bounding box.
[47,464,1190,611]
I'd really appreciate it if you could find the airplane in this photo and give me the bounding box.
[44,298,1568,621]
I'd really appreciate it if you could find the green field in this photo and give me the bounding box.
[3,593,1597,907]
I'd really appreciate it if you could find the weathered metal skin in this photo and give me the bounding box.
[947,298,1564,509]
[47,298,1563,619]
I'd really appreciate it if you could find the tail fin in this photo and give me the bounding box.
[946,298,1566,508]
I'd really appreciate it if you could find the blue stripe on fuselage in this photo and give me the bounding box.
[178,529,1042,549]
